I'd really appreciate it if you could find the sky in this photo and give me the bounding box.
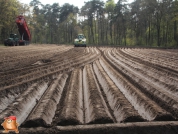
[19,0,134,9]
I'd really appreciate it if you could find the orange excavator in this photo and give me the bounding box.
[4,15,31,46]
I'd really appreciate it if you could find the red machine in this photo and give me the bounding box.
[15,15,31,45]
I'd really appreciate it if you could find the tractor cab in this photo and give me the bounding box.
[74,34,86,47]
[4,34,19,46]
[9,34,18,39]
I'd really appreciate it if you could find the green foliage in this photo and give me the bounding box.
[105,0,115,14]
[29,0,79,44]
[1,0,178,47]
[0,0,21,43]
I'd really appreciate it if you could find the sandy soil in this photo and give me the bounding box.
[0,45,178,133]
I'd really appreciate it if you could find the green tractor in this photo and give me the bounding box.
[74,34,86,47]
[4,34,19,46]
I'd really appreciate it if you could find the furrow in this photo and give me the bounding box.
[111,50,178,118]
[131,49,178,70]
[0,50,98,89]
[56,69,83,126]
[0,83,37,113]
[0,49,99,95]
[22,74,68,127]
[122,49,178,77]
[0,46,72,72]
[109,50,178,111]
[93,60,144,123]
[0,81,49,125]
[100,56,173,121]
[114,49,178,93]
[0,48,87,84]
[0,47,83,73]
[83,65,113,124]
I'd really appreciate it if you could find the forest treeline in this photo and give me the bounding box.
[0,0,178,47]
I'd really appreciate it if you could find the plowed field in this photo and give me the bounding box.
[0,45,178,134]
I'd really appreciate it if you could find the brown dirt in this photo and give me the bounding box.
[0,45,178,133]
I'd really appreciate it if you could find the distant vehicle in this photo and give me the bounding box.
[74,34,86,47]
[4,34,19,46]
[4,15,31,46]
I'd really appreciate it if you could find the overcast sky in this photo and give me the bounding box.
[19,0,134,8]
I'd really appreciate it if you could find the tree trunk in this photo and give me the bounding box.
[174,20,178,46]
[148,16,151,46]
[156,13,161,47]
[110,21,113,45]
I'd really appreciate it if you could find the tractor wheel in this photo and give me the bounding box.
[11,42,15,46]
[4,42,7,46]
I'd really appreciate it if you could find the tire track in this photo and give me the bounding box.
[131,49,178,69]
[22,74,68,127]
[0,45,177,131]
[83,65,113,124]
[0,45,72,72]
[0,48,86,84]
[100,55,174,121]
[114,49,178,92]
[0,81,49,125]
[0,48,100,90]
[0,83,37,113]
[108,49,178,111]
[55,69,83,126]
[122,48,178,75]
[93,60,144,123]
